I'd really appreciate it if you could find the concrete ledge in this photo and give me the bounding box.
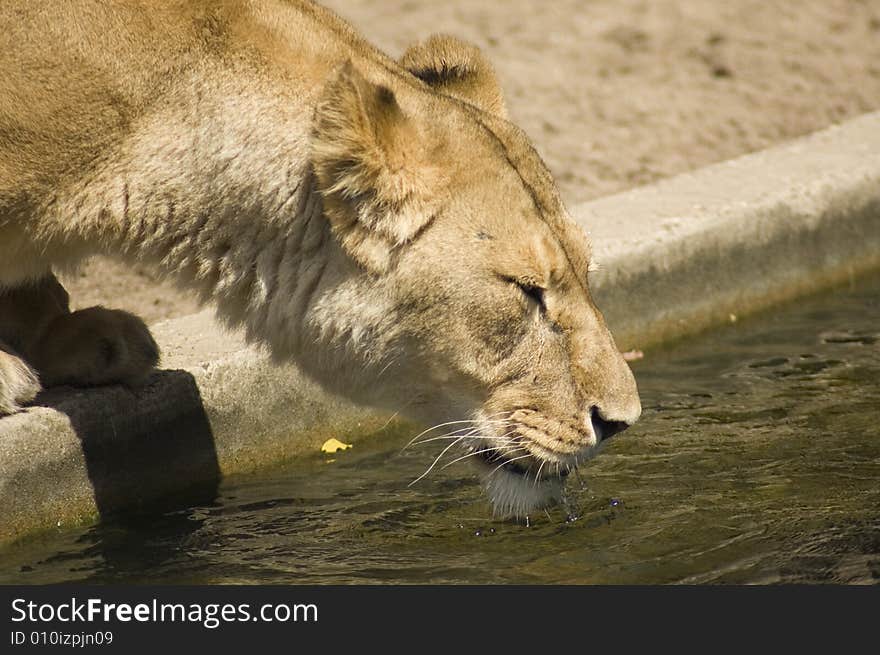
[2,112,880,546]
[0,314,394,544]
[582,112,880,348]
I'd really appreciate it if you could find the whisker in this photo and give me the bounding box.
[435,425,528,468]
[407,428,477,446]
[409,435,468,486]
[440,447,501,470]
[405,419,488,446]
[408,424,514,447]
[441,444,530,473]
[377,411,400,433]
[484,442,527,459]
[533,460,546,487]
[487,453,533,479]
[409,434,516,447]
[415,433,527,480]
[437,438,525,469]
[405,410,530,485]
[401,416,512,451]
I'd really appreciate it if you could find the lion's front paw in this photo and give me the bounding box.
[0,350,42,415]
[31,307,160,388]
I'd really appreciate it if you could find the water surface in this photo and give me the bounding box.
[2,273,878,584]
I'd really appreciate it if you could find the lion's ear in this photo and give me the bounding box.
[312,61,441,272]
[401,34,507,118]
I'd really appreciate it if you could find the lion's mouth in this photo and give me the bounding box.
[470,444,569,519]
[467,444,571,482]
[408,412,598,518]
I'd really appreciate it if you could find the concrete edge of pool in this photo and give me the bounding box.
[2,112,879,547]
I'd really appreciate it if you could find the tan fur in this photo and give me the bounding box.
[400,34,508,118]
[0,0,640,516]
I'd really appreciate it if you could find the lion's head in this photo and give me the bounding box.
[302,35,640,517]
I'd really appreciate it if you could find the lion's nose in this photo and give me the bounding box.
[590,407,631,442]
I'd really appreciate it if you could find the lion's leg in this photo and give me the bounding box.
[30,305,160,388]
[0,344,41,415]
[0,274,159,414]
[0,274,66,414]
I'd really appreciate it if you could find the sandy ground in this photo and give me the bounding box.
[61,0,880,323]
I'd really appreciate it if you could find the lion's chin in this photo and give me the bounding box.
[475,460,565,519]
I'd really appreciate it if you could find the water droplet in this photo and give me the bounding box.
[560,488,580,518]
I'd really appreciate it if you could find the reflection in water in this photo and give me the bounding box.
[2,273,879,584]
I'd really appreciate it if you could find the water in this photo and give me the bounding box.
[2,273,878,584]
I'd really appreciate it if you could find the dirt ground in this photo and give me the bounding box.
[61,0,880,323]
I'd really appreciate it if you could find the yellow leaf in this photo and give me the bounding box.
[321,438,353,454]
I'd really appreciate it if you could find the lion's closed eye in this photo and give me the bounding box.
[515,281,546,312]
[499,276,547,315]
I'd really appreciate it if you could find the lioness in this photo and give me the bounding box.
[0,0,640,517]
